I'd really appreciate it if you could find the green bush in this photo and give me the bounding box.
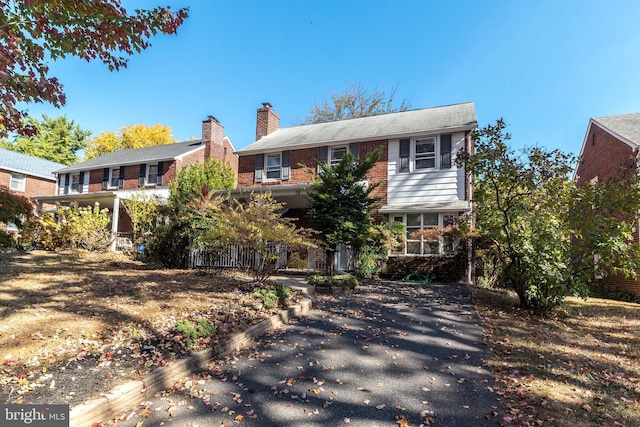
[174,318,215,347]
[253,283,291,308]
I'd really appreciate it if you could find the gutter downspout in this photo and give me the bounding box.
[466,131,474,285]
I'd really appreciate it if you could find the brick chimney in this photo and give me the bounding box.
[202,115,224,159]
[256,102,280,140]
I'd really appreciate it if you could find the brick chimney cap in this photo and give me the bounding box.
[262,102,272,109]
[204,115,220,123]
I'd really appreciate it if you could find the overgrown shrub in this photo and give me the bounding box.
[32,203,111,251]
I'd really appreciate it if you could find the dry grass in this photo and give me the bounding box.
[471,286,640,427]
[0,250,298,404]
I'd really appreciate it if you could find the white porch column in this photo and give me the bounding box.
[110,196,120,252]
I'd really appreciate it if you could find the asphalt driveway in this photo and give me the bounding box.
[117,281,501,426]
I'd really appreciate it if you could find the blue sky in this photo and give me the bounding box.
[23,1,640,157]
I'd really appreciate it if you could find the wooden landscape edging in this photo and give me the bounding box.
[69,297,312,427]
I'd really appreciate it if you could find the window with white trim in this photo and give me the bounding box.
[266,153,281,179]
[391,213,457,256]
[147,164,158,186]
[330,146,348,166]
[398,134,453,173]
[9,172,26,192]
[110,168,121,188]
[70,173,80,192]
[415,138,436,170]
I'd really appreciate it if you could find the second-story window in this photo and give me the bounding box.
[71,173,80,192]
[415,138,436,170]
[330,146,348,166]
[148,164,158,185]
[266,154,281,179]
[10,172,26,192]
[110,168,120,188]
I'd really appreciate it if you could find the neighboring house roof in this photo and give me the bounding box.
[591,113,640,147]
[237,101,477,155]
[0,148,66,181]
[55,140,207,174]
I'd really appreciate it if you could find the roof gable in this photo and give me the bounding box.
[592,113,640,148]
[0,148,67,180]
[237,102,477,154]
[55,140,206,174]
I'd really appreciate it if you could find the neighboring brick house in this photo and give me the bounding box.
[234,102,476,275]
[575,113,640,295]
[0,148,66,230]
[34,116,238,250]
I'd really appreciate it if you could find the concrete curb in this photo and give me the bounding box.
[69,297,312,427]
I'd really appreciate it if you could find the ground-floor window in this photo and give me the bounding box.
[390,212,457,256]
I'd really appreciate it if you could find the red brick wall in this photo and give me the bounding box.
[576,123,636,186]
[575,122,640,295]
[85,161,179,193]
[237,140,389,220]
[0,169,57,197]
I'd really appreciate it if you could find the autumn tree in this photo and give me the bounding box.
[0,185,33,248]
[307,148,382,276]
[84,123,174,159]
[0,1,188,137]
[457,120,640,312]
[298,83,411,125]
[146,158,235,267]
[0,114,89,165]
[203,192,313,282]
[121,190,163,245]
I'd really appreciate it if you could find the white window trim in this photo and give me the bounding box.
[146,164,159,187]
[70,173,81,193]
[390,213,458,256]
[265,153,282,181]
[109,168,121,188]
[330,145,348,166]
[9,172,26,192]
[414,137,437,171]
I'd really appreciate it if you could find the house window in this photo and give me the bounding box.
[415,138,436,170]
[9,172,26,192]
[70,173,80,192]
[110,168,121,188]
[266,154,281,179]
[330,146,348,166]
[147,164,158,185]
[393,213,443,255]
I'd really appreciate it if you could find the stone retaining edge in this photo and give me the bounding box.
[69,297,312,427]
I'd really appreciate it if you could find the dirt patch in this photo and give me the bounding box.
[0,250,302,406]
[471,285,640,427]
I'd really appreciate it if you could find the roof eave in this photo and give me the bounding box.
[235,123,478,156]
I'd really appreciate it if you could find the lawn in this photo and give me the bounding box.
[472,286,640,427]
[0,250,301,406]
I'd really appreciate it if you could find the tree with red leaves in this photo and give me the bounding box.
[0,1,189,137]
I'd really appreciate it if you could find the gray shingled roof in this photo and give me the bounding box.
[237,102,477,154]
[593,113,640,146]
[0,148,66,180]
[55,140,206,173]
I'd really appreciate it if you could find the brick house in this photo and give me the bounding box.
[34,116,238,250]
[0,148,66,231]
[233,102,476,276]
[574,113,640,295]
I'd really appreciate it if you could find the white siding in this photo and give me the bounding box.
[81,171,89,193]
[387,132,466,205]
[58,174,65,195]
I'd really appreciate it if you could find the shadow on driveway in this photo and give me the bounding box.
[117,281,501,426]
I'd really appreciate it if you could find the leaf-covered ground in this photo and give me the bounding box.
[0,251,302,406]
[471,286,640,427]
[113,281,499,427]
